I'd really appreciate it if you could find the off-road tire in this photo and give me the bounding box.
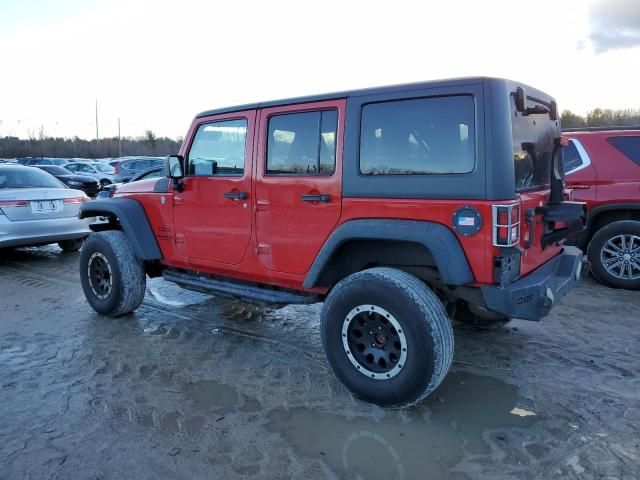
[80,231,146,316]
[588,220,640,290]
[58,238,85,252]
[321,267,454,407]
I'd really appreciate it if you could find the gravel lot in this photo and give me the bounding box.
[1,246,639,479]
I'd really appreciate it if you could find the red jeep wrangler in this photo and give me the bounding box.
[563,127,640,290]
[79,78,586,407]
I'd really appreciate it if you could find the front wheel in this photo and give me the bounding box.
[321,268,454,407]
[79,230,146,316]
[588,220,640,290]
[100,179,112,188]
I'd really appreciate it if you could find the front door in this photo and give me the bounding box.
[255,100,345,274]
[173,110,256,266]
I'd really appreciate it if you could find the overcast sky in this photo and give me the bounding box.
[1,0,639,140]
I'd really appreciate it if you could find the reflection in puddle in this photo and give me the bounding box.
[147,277,211,307]
[267,372,536,479]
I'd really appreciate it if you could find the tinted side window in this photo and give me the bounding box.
[562,140,583,174]
[136,160,152,171]
[188,119,248,176]
[267,110,337,175]
[360,96,475,175]
[608,136,640,166]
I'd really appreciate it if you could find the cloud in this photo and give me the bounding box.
[589,0,640,53]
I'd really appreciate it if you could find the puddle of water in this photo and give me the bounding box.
[266,371,536,480]
[183,379,239,415]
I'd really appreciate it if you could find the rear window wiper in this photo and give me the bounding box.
[512,87,558,121]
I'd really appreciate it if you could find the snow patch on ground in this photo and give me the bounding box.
[146,277,211,306]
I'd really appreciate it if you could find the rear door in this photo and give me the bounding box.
[255,100,345,274]
[173,110,256,266]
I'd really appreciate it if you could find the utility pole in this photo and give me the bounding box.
[118,117,122,157]
[95,99,99,157]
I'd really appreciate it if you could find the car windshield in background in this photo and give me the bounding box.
[38,165,73,175]
[95,164,115,173]
[0,168,64,188]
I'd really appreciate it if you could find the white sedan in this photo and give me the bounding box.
[0,165,92,251]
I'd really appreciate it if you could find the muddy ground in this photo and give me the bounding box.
[0,246,639,480]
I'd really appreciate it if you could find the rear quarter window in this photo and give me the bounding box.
[608,136,640,166]
[359,95,475,175]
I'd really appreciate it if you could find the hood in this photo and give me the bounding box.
[114,178,161,194]
[58,174,99,183]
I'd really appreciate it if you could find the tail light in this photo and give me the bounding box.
[0,200,28,215]
[63,196,88,204]
[114,163,120,174]
[0,200,29,207]
[492,204,521,247]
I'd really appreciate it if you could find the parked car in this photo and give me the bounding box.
[113,157,164,183]
[101,167,164,198]
[16,157,71,167]
[32,165,101,197]
[0,164,91,251]
[64,162,115,187]
[563,126,640,289]
[78,77,586,408]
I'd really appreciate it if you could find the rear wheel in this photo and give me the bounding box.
[321,268,454,407]
[80,231,146,316]
[588,220,640,290]
[58,238,85,252]
[100,179,112,188]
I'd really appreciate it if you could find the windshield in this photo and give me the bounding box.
[95,164,115,173]
[0,168,65,188]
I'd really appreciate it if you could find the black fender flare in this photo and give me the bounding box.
[303,219,474,288]
[79,198,162,260]
[588,203,640,227]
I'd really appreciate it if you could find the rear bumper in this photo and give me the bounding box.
[480,247,584,321]
[0,215,92,248]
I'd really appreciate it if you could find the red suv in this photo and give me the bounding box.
[563,127,640,290]
[78,78,586,407]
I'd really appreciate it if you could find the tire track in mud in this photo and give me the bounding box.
[0,263,78,287]
[0,259,328,368]
[140,300,329,369]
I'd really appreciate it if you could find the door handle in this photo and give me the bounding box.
[224,191,248,200]
[301,194,330,203]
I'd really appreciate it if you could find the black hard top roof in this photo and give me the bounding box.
[196,76,493,118]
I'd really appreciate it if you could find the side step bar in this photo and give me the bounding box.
[162,270,320,305]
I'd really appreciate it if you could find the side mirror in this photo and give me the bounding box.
[514,87,527,113]
[165,155,184,179]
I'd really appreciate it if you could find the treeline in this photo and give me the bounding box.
[561,108,640,129]
[0,132,182,159]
